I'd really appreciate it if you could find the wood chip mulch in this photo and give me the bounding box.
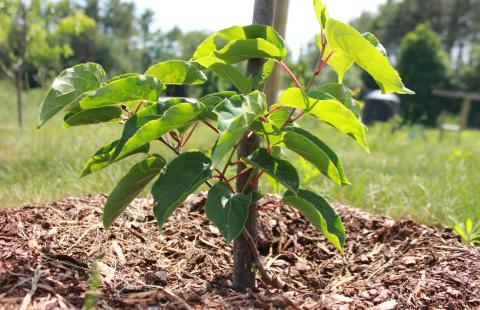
[1,194,479,309]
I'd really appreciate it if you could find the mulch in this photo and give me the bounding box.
[0,194,479,309]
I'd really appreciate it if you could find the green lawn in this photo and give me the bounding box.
[1,80,479,228]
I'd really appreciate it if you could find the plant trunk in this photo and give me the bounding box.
[265,0,289,103]
[233,0,276,292]
[16,74,24,130]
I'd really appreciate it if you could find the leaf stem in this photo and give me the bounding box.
[241,168,258,194]
[203,120,219,134]
[221,144,239,176]
[265,105,286,117]
[276,61,302,89]
[180,121,198,148]
[214,169,235,193]
[133,100,144,114]
[305,34,327,91]
[227,166,251,183]
[158,137,180,155]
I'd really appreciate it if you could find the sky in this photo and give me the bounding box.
[135,0,386,58]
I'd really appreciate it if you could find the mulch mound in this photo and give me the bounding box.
[1,194,479,309]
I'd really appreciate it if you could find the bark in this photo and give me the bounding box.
[233,0,276,292]
[265,0,289,103]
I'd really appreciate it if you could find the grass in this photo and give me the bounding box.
[1,79,479,228]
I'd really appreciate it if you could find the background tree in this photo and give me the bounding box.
[397,24,448,125]
[0,0,87,128]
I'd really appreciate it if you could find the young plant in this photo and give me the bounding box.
[38,0,411,291]
[454,218,480,246]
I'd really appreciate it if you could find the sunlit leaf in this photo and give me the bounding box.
[279,87,369,152]
[284,127,349,185]
[212,91,267,168]
[324,18,413,94]
[80,74,164,109]
[243,148,299,193]
[38,63,105,127]
[145,60,207,85]
[283,189,345,251]
[114,101,206,160]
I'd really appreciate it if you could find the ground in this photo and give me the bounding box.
[1,194,479,309]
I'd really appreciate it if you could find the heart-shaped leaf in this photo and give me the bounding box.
[205,182,251,243]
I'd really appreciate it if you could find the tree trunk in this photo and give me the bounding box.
[16,74,24,130]
[265,0,289,103]
[233,0,276,292]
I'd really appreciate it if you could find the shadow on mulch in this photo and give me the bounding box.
[0,194,479,309]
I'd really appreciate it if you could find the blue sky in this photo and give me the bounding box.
[135,0,386,59]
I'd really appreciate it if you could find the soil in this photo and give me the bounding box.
[1,194,479,309]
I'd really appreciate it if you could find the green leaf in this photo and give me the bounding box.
[316,35,353,83]
[193,25,286,62]
[195,57,252,93]
[80,140,149,177]
[114,101,206,160]
[200,91,237,109]
[317,83,361,117]
[325,18,413,94]
[105,73,137,84]
[38,63,105,127]
[362,32,387,57]
[152,152,212,229]
[193,25,285,93]
[243,148,299,193]
[214,38,284,63]
[212,91,267,168]
[252,58,275,89]
[279,87,369,152]
[313,0,329,29]
[199,91,237,120]
[284,127,348,186]
[110,100,180,161]
[79,74,165,109]
[63,106,122,127]
[283,189,345,252]
[145,60,207,85]
[267,104,292,129]
[205,182,251,243]
[103,155,166,229]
